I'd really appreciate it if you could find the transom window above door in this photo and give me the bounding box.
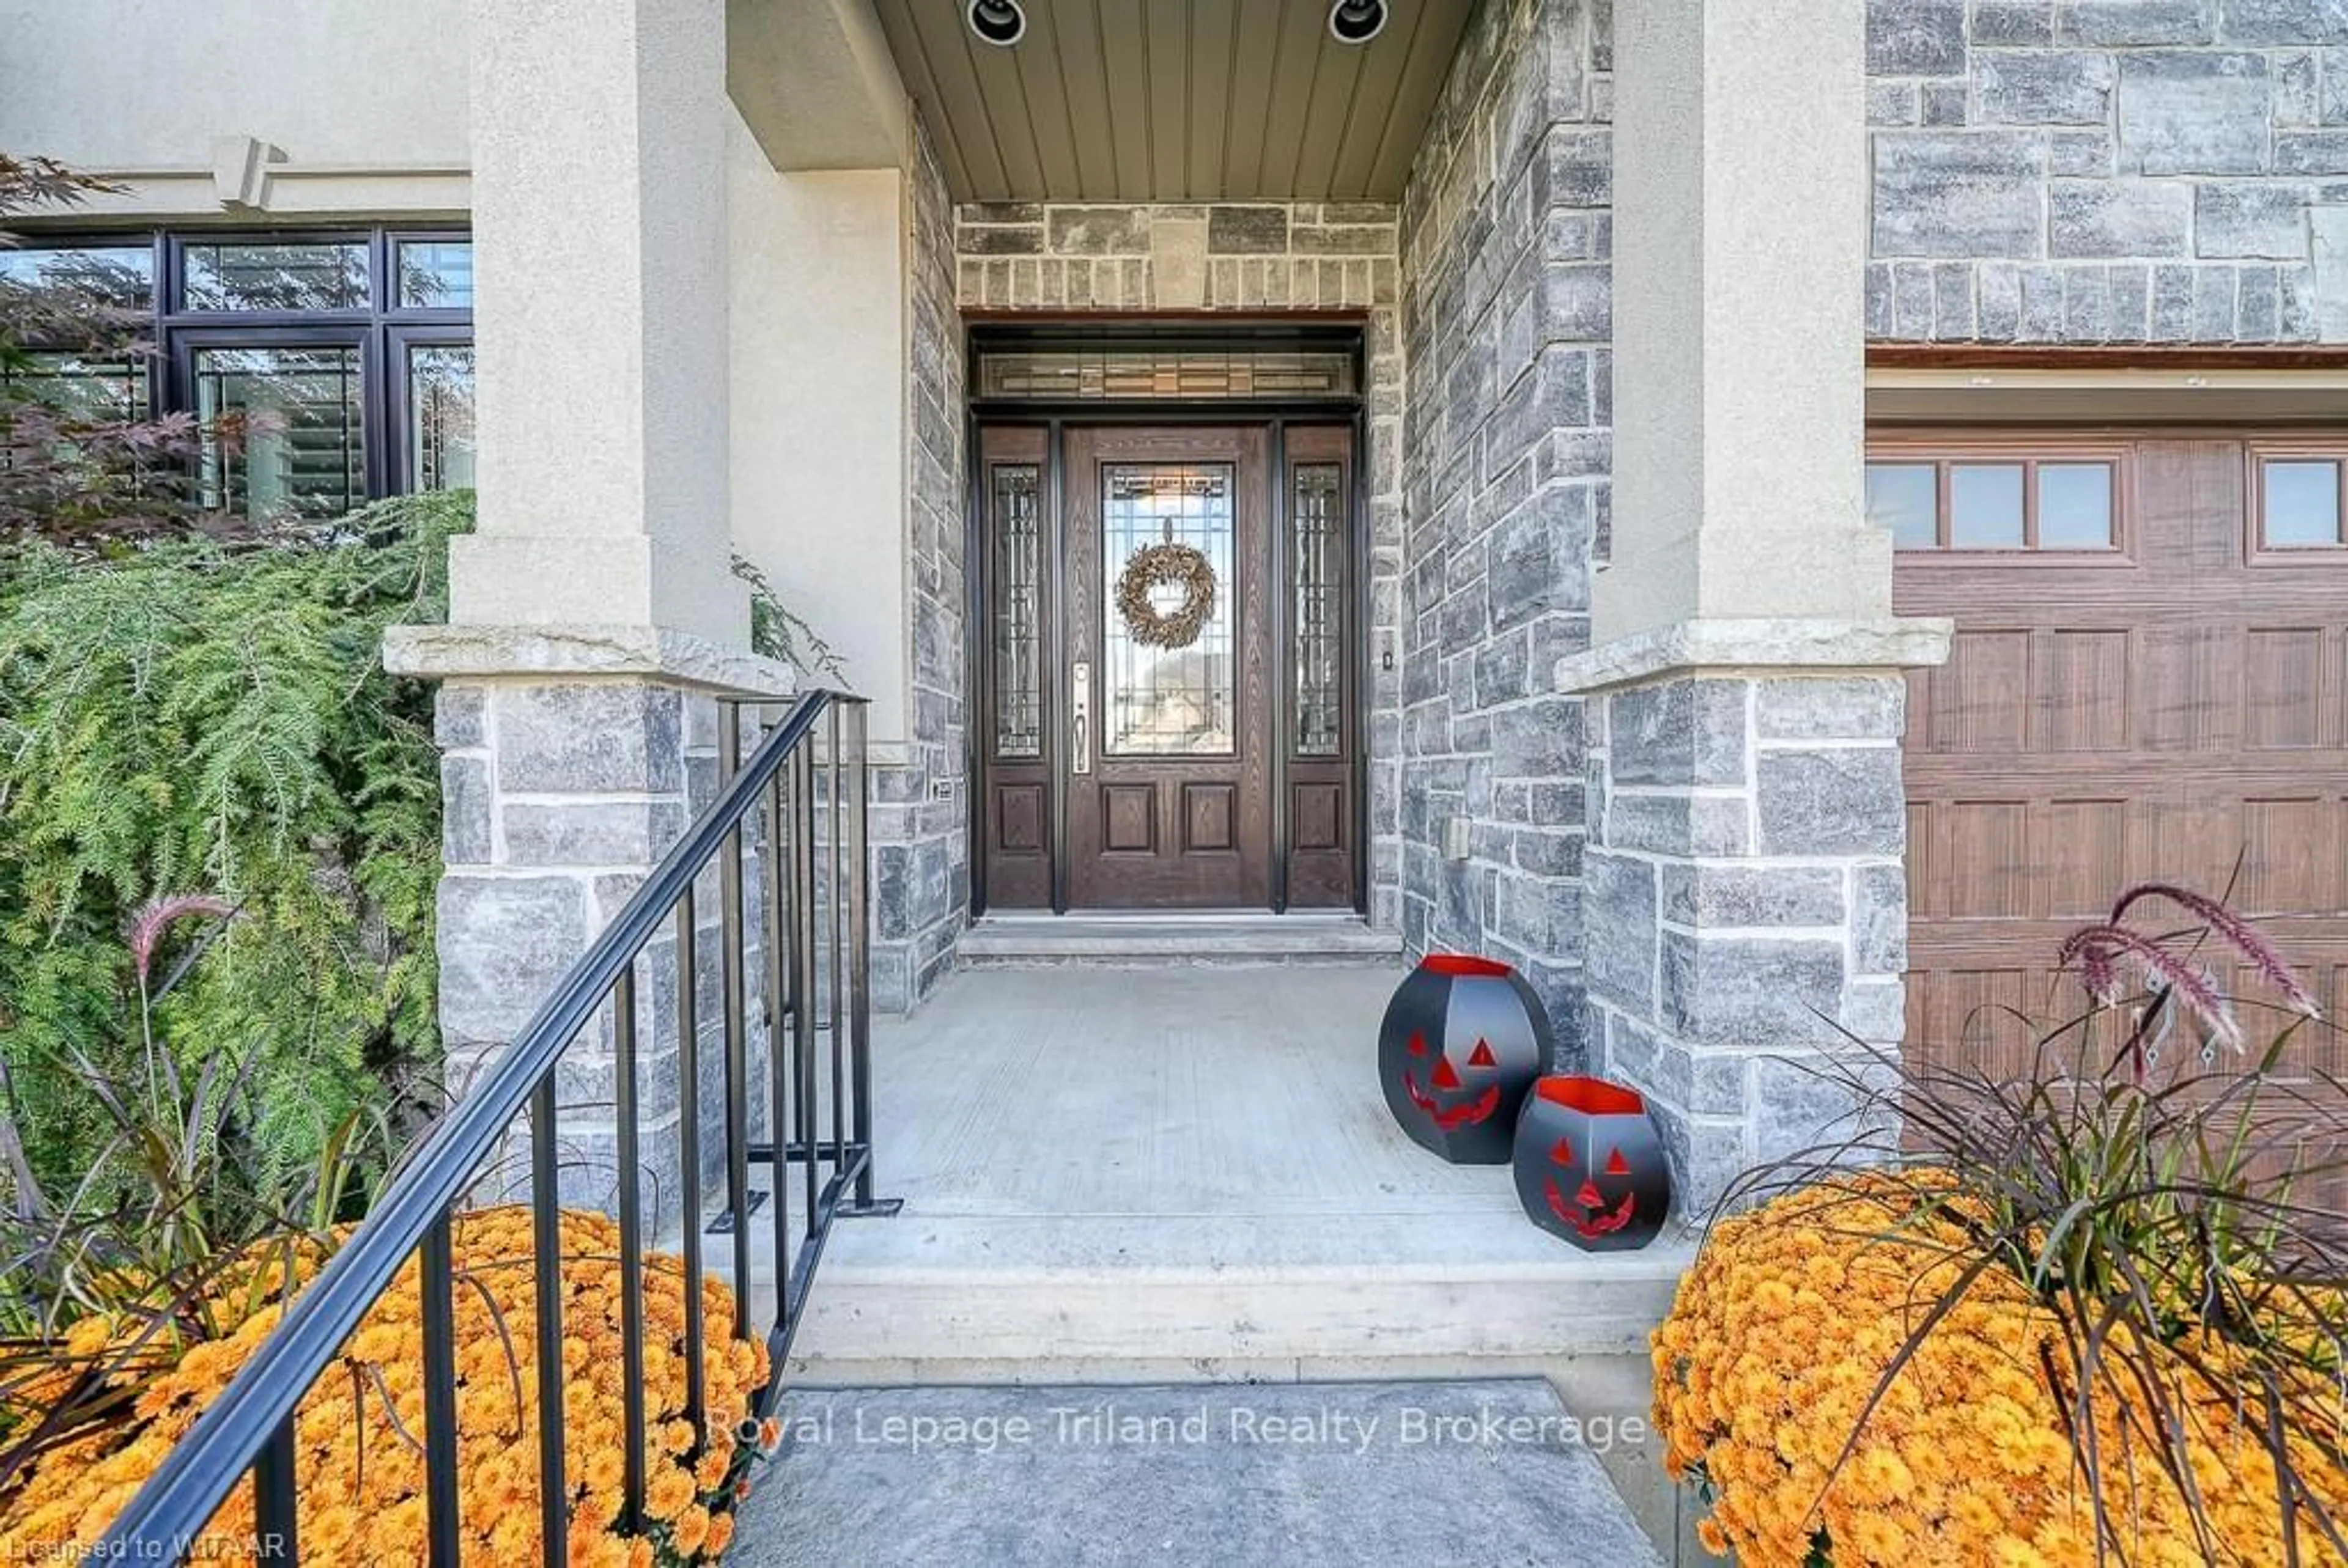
[1864,444,2127,554]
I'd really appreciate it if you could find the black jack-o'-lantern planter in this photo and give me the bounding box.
[1513,1077,1670,1251]
[1377,954,1552,1165]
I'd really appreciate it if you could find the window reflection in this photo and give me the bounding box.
[396,241,473,309]
[2,353,148,422]
[0,245,154,310]
[183,241,369,312]
[195,347,365,521]
[407,345,476,491]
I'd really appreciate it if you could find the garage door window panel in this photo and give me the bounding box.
[1951,464,2025,547]
[2253,451,2346,553]
[2037,464,2115,549]
[1866,463,1939,549]
[1867,445,2126,557]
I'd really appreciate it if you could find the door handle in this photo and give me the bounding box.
[1071,661,1091,775]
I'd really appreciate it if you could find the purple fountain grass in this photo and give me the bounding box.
[2110,882,2325,1019]
[2057,920,2242,1051]
[124,894,235,990]
[1723,882,2348,1564]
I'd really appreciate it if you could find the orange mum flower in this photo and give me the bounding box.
[1654,1174,2348,1567]
[0,1209,766,1566]
[670,1504,712,1556]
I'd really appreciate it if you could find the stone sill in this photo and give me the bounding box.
[384,623,799,699]
[1556,617,1954,696]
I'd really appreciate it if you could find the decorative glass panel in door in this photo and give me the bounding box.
[1293,463,1344,756]
[1101,463,1235,756]
[991,463,1043,759]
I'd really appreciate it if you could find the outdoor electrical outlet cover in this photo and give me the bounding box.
[1377,954,1551,1165]
[1512,1077,1671,1251]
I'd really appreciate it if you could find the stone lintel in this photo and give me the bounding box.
[1556,616,1954,695]
[385,623,796,699]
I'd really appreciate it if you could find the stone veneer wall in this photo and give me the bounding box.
[871,120,971,1014]
[434,680,770,1218]
[1394,0,1608,1056]
[1867,0,2348,340]
[952,199,1409,930]
[1581,674,1909,1216]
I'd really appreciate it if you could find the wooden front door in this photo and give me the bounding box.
[1065,426,1274,908]
[974,420,1359,913]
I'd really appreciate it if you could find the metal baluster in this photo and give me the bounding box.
[419,1212,460,1566]
[761,740,791,1350]
[827,702,847,1172]
[529,1080,567,1567]
[718,709,752,1339]
[792,742,819,1242]
[848,702,876,1205]
[676,892,706,1439]
[254,1415,297,1564]
[612,965,648,1531]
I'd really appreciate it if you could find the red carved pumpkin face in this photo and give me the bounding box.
[1400,1028,1504,1131]
[1541,1132,1640,1240]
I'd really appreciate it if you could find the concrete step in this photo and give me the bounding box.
[957,911,1404,966]
[728,1380,1664,1568]
[747,1212,1690,1386]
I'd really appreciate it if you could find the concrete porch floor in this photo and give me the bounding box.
[739,965,1689,1385]
[718,963,1704,1562]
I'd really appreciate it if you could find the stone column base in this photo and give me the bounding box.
[387,624,796,1226]
[1557,617,1951,1220]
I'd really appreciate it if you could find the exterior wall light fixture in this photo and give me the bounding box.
[967,0,1026,47]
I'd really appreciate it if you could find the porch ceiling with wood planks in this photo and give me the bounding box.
[873,0,1475,202]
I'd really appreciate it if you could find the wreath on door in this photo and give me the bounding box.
[1115,542,1218,650]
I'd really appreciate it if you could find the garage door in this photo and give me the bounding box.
[1877,430,2348,1099]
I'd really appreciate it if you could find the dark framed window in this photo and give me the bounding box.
[172,328,376,520]
[1,226,471,517]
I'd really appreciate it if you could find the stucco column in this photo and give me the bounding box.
[1563,0,1951,1218]
[450,0,742,641]
[387,0,785,1220]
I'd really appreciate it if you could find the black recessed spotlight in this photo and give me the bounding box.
[967,0,1026,47]
[1327,0,1388,45]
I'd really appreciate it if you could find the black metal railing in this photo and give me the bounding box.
[92,688,893,1565]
